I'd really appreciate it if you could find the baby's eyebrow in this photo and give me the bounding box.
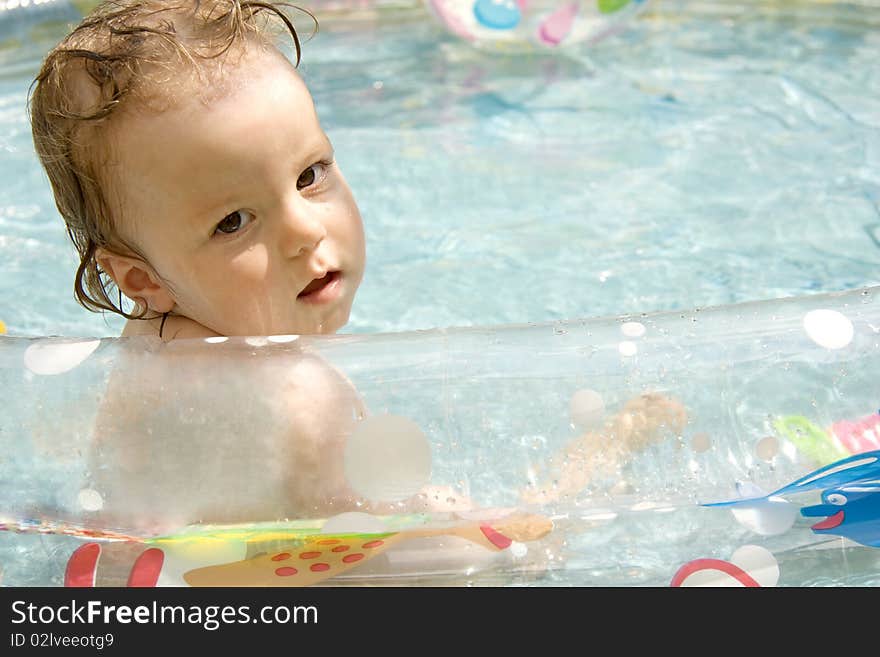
[302,137,334,162]
[192,192,240,227]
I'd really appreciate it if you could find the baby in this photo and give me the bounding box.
[28,0,385,528]
[31,1,361,341]
[30,0,685,532]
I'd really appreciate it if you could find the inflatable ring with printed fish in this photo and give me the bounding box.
[51,510,554,587]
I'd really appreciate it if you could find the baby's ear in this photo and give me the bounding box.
[95,248,175,314]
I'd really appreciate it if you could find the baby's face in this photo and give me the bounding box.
[108,47,365,336]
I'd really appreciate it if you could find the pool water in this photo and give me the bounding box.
[0,0,878,337]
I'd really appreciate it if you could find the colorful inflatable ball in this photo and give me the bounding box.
[426,0,650,51]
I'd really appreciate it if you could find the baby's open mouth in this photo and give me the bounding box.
[298,271,339,298]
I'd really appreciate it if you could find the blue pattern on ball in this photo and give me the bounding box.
[473,0,522,30]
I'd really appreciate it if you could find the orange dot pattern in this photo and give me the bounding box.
[269,538,387,580]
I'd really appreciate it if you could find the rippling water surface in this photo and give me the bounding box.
[0,0,878,336]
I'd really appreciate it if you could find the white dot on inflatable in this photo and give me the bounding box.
[77,488,103,512]
[245,337,269,347]
[267,334,299,343]
[320,512,390,535]
[204,336,228,344]
[730,545,779,587]
[569,389,605,430]
[621,322,646,338]
[731,500,798,536]
[618,341,638,357]
[24,340,100,375]
[509,542,528,558]
[803,309,854,350]
[344,414,432,502]
[691,432,712,453]
[756,436,779,461]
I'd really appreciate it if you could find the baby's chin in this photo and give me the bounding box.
[211,302,353,338]
[299,302,354,336]
[267,312,350,338]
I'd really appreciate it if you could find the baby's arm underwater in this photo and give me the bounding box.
[521,392,688,506]
[363,391,688,513]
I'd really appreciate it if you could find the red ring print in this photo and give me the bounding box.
[299,551,321,559]
[275,567,298,577]
[670,559,761,587]
[271,553,291,562]
[310,563,330,572]
[331,545,350,553]
[342,553,364,564]
[361,540,384,549]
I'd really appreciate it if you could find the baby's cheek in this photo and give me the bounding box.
[226,246,271,287]
[327,188,365,243]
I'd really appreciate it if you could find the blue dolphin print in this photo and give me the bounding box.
[703,450,880,508]
[703,450,880,547]
[800,480,880,547]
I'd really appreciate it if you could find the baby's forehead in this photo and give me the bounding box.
[91,43,313,231]
[132,43,302,114]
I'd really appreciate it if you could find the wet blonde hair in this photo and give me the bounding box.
[29,0,315,319]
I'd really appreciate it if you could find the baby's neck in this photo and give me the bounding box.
[121,315,220,342]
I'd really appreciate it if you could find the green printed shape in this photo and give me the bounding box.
[773,415,849,466]
[598,0,631,14]
[146,513,430,545]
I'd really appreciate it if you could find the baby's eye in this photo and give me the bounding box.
[297,161,330,190]
[214,209,254,235]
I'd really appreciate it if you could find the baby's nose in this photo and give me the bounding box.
[279,202,327,257]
